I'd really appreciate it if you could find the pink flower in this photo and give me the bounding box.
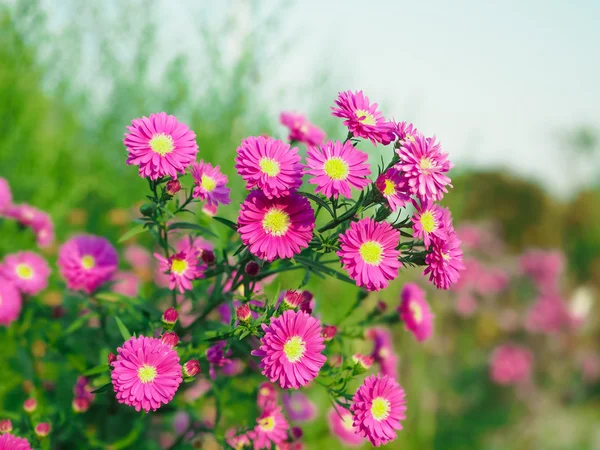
[423,231,464,290]
[111,335,183,412]
[238,191,315,262]
[0,419,12,434]
[351,374,407,446]
[411,199,450,247]
[1,252,50,295]
[0,279,22,326]
[72,397,91,413]
[519,249,564,294]
[206,341,232,380]
[124,112,199,180]
[34,422,51,438]
[490,344,533,385]
[183,360,200,378]
[525,294,570,334]
[455,292,478,317]
[375,168,410,212]
[398,283,433,342]
[305,141,371,198]
[0,177,12,213]
[235,136,303,199]
[175,235,213,257]
[162,308,178,327]
[58,235,118,294]
[257,382,279,410]
[0,434,32,449]
[252,310,326,389]
[4,204,54,248]
[249,404,289,449]
[331,90,393,145]
[226,429,252,449]
[327,406,364,447]
[73,376,95,403]
[393,121,421,143]
[280,111,326,147]
[366,328,398,379]
[189,160,231,207]
[337,218,401,291]
[124,245,152,271]
[154,249,205,294]
[397,135,452,201]
[352,353,374,373]
[283,392,317,422]
[111,271,139,297]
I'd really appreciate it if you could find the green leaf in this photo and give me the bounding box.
[213,216,238,231]
[167,221,217,237]
[83,364,109,377]
[114,316,132,341]
[294,256,355,285]
[298,191,335,217]
[90,382,112,394]
[118,224,147,243]
[65,312,93,334]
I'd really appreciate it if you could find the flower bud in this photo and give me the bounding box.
[236,304,252,324]
[165,179,181,196]
[299,291,314,314]
[161,331,180,348]
[201,250,215,264]
[72,397,90,413]
[0,419,12,434]
[291,426,303,440]
[139,203,155,217]
[245,261,260,277]
[352,353,374,374]
[108,352,117,366]
[376,300,387,313]
[162,307,179,329]
[281,290,304,310]
[328,354,343,368]
[183,360,201,378]
[322,325,337,342]
[23,398,37,413]
[34,422,51,438]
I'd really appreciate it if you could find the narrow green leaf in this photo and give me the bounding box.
[167,221,217,237]
[118,224,147,243]
[298,191,335,217]
[90,382,112,394]
[213,216,238,231]
[294,256,354,285]
[114,316,132,341]
[83,364,109,377]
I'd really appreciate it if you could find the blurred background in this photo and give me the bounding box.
[1,0,599,448]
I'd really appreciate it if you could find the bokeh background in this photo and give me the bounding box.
[1,0,599,448]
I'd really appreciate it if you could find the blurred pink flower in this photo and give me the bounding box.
[280,111,325,147]
[490,344,533,385]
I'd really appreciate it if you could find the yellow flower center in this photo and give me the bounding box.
[419,211,437,233]
[81,255,96,270]
[149,133,175,156]
[262,209,291,237]
[341,414,355,431]
[170,258,188,275]
[299,124,309,134]
[259,157,281,177]
[359,241,384,266]
[383,179,396,196]
[283,336,306,363]
[371,396,391,421]
[258,415,276,432]
[16,263,34,280]
[420,157,433,170]
[355,109,376,126]
[323,157,349,180]
[409,300,423,323]
[259,387,271,396]
[138,364,157,384]
[442,252,451,261]
[201,175,217,192]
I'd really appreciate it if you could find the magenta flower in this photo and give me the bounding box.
[111,271,139,297]
[327,406,364,447]
[525,294,570,334]
[1,251,50,295]
[189,160,231,207]
[124,112,199,180]
[206,341,232,380]
[411,199,450,247]
[337,218,401,291]
[4,204,54,248]
[375,168,410,212]
[397,135,452,201]
[0,434,31,449]
[238,191,315,262]
[226,429,252,449]
[124,245,152,271]
[366,328,398,379]
[393,121,421,143]
[423,231,464,290]
[519,249,564,294]
[280,111,326,146]
[305,140,371,198]
[351,374,407,446]
[73,376,95,404]
[0,278,22,326]
[154,249,205,294]
[0,177,12,213]
[111,336,183,412]
[175,235,213,258]
[331,90,393,145]
[398,283,433,342]
[235,136,303,198]
[283,392,317,422]
[490,344,533,385]
[34,422,51,438]
[257,382,279,410]
[252,310,327,389]
[58,235,118,294]
[249,404,289,449]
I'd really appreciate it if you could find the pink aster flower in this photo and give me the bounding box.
[111,271,139,297]
[351,374,407,447]
[32,212,54,248]
[124,245,152,271]
[0,278,22,326]
[111,335,183,413]
[519,249,564,294]
[154,249,205,294]
[238,191,315,262]
[175,235,213,258]
[257,382,279,410]
[423,231,464,290]
[0,177,11,213]
[375,168,410,212]
[331,90,393,145]
[1,252,50,295]
[0,434,32,450]
[397,134,453,201]
[366,328,398,379]
[189,160,231,207]
[283,392,317,422]
[58,235,118,294]
[305,140,371,198]
[235,136,303,198]
[411,198,450,247]
[337,218,401,291]
[327,406,364,447]
[280,111,326,147]
[249,404,289,449]
[124,112,199,180]
[252,310,326,389]
[226,429,252,449]
[490,344,533,386]
[398,283,433,342]
[393,121,421,143]
[524,294,570,334]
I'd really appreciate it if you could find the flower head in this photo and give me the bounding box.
[0,434,31,449]
[283,392,317,422]
[161,331,180,348]
[280,111,326,147]
[252,310,327,389]
[352,353,374,373]
[351,374,407,447]
[411,199,451,247]
[366,328,398,379]
[189,160,231,207]
[235,136,303,198]
[0,178,12,213]
[34,422,51,438]
[72,397,91,413]
[0,419,12,434]
[327,406,364,447]
[236,304,252,323]
[281,290,304,310]
[257,382,279,410]
[111,336,183,412]
[322,325,337,342]
[124,112,199,180]
[226,429,252,450]
[165,179,181,196]
[375,168,410,212]
[490,344,533,385]
[0,279,22,326]
[423,231,464,290]
[111,271,139,297]
[162,308,178,328]
[393,121,421,143]
[23,398,37,413]
[183,359,201,378]
[337,218,401,291]
[58,235,118,294]
[397,135,452,201]
[331,90,393,145]
[154,250,206,294]
[1,252,50,296]
[398,283,433,342]
[305,141,371,198]
[250,404,289,449]
[238,191,315,262]
[519,249,564,294]
[525,294,570,334]
[206,341,232,380]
